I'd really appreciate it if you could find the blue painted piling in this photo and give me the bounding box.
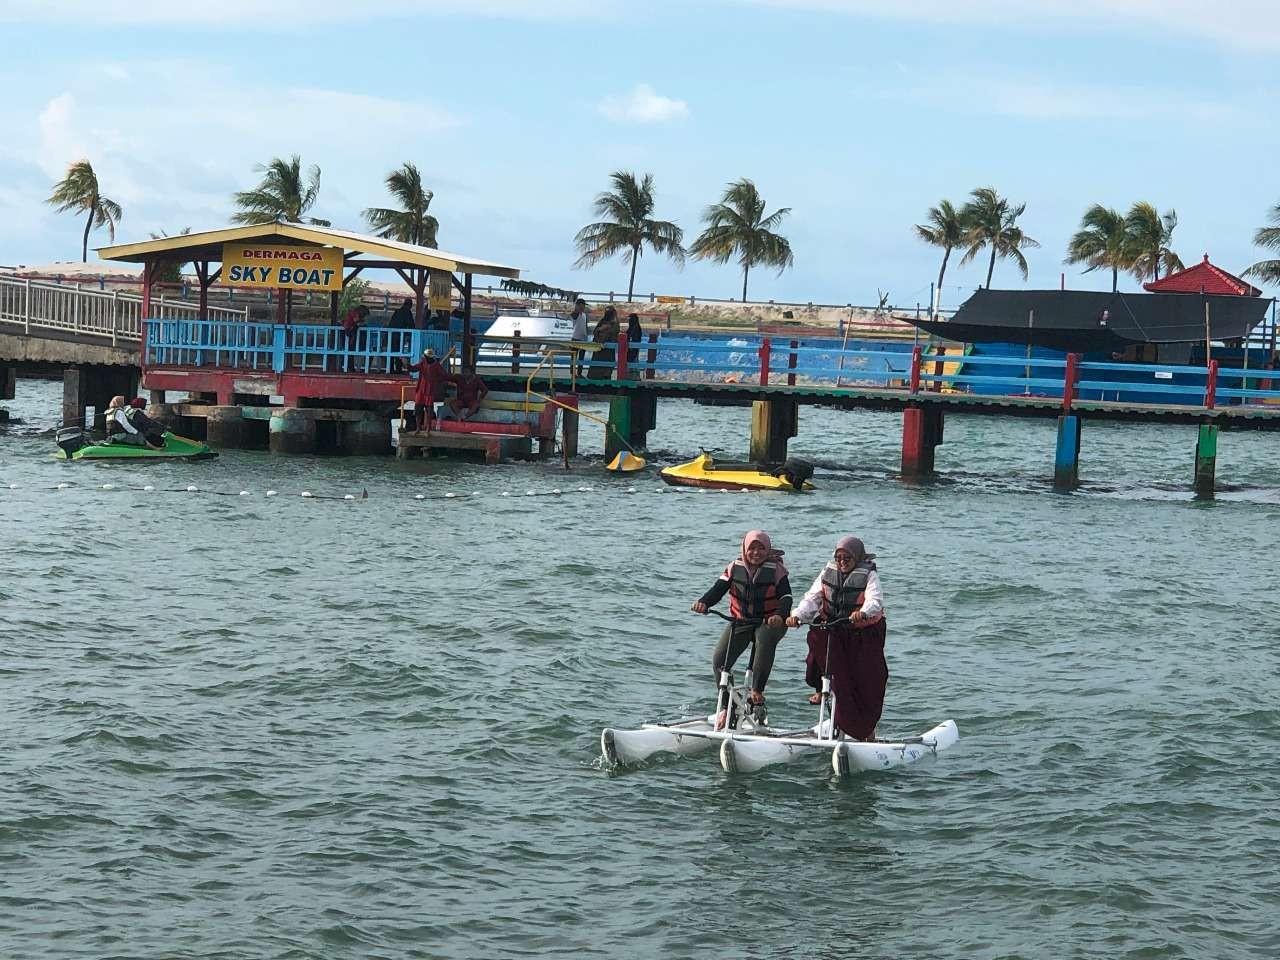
[1054,414,1081,489]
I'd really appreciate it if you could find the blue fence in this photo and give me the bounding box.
[146,318,449,374]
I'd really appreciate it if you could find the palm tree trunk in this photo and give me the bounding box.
[986,244,997,289]
[742,264,750,302]
[936,248,951,318]
[1112,265,1118,293]
[627,245,640,302]
[81,207,94,263]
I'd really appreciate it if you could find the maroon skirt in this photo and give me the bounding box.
[805,619,888,741]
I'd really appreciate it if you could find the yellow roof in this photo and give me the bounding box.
[96,222,521,279]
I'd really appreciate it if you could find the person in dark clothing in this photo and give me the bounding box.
[691,530,792,721]
[389,299,415,372]
[589,307,620,378]
[125,397,166,448]
[626,313,643,365]
[787,535,888,741]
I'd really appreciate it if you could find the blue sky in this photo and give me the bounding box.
[1,0,1278,308]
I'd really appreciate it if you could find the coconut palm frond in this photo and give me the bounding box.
[690,178,793,299]
[232,154,325,225]
[573,171,685,299]
[46,159,124,261]
[363,162,439,247]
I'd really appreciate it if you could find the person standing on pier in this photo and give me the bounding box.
[626,312,643,365]
[691,530,793,724]
[569,298,590,377]
[389,298,415,373]
[409,348,451,432]
[589,307,620,378]
[787,535,888,741]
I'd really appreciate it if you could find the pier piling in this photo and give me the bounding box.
[750,398,798,463]
[205,406,246,448]
[340,412,393,456]
[1054,415,1082,489]
[901,404,944,478]
[1194,423,1218,497]
[269,408,317,454]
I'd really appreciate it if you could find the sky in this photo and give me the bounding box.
[1,0,1278,309]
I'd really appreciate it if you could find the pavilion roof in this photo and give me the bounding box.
[97,222,521,279]
[1142,254,1260,297]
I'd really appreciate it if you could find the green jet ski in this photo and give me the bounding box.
[55,426,216,462]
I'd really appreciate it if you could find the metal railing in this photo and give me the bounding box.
[0,276,247,345]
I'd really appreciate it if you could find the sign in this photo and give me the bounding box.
[222,243,343,292]
[428,271,453,311]
[655,295,685,304]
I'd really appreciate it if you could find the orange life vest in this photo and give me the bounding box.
[727,559,782,620]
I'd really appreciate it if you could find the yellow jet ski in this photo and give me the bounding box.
[659,452,814,492]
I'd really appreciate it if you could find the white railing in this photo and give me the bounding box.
[0,276,248,345]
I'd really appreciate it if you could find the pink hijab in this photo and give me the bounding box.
[741,529,786,575]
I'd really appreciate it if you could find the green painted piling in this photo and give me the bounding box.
[1194,423,1218,497]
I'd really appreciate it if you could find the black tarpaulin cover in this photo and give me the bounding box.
[911,289,1270,350]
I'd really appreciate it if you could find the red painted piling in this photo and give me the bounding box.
[909,345,922,394]
[1063,352,1080,411]
[616,332,629,380]
[1205,359,1219,410]
[787,339,798,386]
[759,337,772,386]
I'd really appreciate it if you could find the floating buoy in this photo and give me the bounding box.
[239,490,250,496]
[627,487,637,493]
[266,490,277,497]
[6,483,17,490]
[551,488,561,495]
[471,491,480,496]
[343,494,355,500]
[143,485,155,492]
[445,492,456,499]
[414,493,425,500]
[526,490,536,496]
[301,491,314,498]
[100,483,114,491]
[577,486,590,492]
[186,484,198,492]
[55,483,69,490]
[501,491,511,497]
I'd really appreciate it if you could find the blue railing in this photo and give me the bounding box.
[145,318,448,374]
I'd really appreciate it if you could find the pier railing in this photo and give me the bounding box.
[1,276,246,345]
[142,318,1280,409]
[145,319,448,374]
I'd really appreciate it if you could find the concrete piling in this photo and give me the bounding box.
[269,408,317,454]
[1054,414,1082,489]
[901,404,944,478]
[1194,423,1218,497]
[749,398,798,463]
[205,406,246,448]
[340,412,393,456]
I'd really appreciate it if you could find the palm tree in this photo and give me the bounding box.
[46,160,122,262]
[690,178,794,301]
[959,186,1039,288]
[914,199,967,316]
[574,171,684,301]
[1065,204,1130,292]
[231,155,330,226]
[363,162,439,248]
[1243,202,1280,284]
[1124,202,1182,282]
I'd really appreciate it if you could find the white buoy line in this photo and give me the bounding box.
[1,482,673,502]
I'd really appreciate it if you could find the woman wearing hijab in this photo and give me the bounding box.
[787,535,888,741]
[626,313,643,365]
[588,307,621,378]
[691,530,793,714]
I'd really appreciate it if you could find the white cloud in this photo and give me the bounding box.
[740,0,1280,51]
[36,93,85,179]
[598,85,690,124]
[0,0,613,25]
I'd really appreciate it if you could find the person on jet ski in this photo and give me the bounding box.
[125,397,166,448]
[104,396,149,446]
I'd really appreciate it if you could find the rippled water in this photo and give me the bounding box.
[2,377,1279,959]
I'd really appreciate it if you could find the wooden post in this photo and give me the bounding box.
[463,273,474,368]
[645,332,658,380]
[616,331,629,380]
[758,336,772,386]
[787,339,798,386]
[749,398,797,463]
[1194,423,1218,497]
[605,395,632,462]
[561,393,579,460]
[1204,359,1219,410]
[901,404,944,478]
[1062,352,1080,411]
[1053,414,1082,489]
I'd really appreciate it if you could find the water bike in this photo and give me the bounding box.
[55,426,217,462]
[658,452,814,492]
[600,610,959,776]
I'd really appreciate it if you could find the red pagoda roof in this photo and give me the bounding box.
[1143,254,1261,296]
